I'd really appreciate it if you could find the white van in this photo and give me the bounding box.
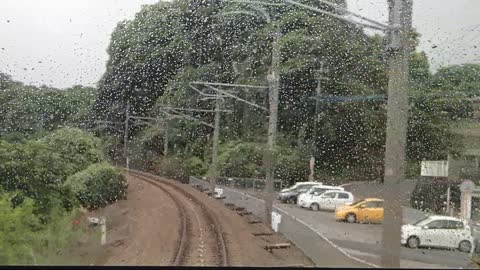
[297,185,349,210]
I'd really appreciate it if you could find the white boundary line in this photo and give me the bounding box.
[273,206,380,268]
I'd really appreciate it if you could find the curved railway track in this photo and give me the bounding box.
[128,170,229,266]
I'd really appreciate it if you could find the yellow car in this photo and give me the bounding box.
[335,198,384,224]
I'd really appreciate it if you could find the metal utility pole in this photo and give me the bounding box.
[124,100,130,171]
[209,92,223,193]
[309,62,328,181]
[381,0,413,267]
[264,30,281,226]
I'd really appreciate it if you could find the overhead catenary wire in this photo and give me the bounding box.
[231,0,390,30]
[314,0,390,30]
[284,0,390,31]
[131,113,215,129]
[156,106,232,113]
[204,85,268,111]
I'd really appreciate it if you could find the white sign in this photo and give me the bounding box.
[214,187,223,198]
[88,217,100,224]
[421,160,449,177]
[271,211,282,232]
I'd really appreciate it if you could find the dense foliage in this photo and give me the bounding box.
[0,128,106,215]
[65,163,127,210]
[95,0,476,184]
[410,179,461,214]
[0,75,97,140]
[0,196,86,264]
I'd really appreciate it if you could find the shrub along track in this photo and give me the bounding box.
[129,170,228,266]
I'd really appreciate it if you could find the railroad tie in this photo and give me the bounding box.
[252,232,273,236]
[237,211,252,216]
[264,243,291,253]
[248,220,262,224]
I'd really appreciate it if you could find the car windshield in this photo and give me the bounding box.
[350,200,366,207]
[412,216,431,226]
[1,0,478,268]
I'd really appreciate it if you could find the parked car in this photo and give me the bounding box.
[300,190,353,211]
[335,198,384,224]
[279,181,322,193]
[277,182,321,204]
[298,186,350,210]
[401,215,474,253]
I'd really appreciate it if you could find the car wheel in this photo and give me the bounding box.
[346,213,356,223]
[459,240,472,253]
[407,236,420,249]
[287,197,296,204]
[311,203,319,211]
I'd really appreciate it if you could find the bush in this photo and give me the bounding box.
[274,147,309,186]
[185,156,208,177]
[150,156,186,180]
[150,155,207,181]
[64,163,127,210]
[42,127,105,176]
[218,141,263,178]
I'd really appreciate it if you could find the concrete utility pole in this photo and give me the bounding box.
[309,62,328,181]
[381,0,413,267]
[209,92,223,193]
[264,30,281,226]
[124,100,130,171]
[163,120,169,156]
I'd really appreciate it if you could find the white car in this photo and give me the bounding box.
[280,181,323,193]
[297,185,345,207]
[401,215,474,253]
[298,189,353,211]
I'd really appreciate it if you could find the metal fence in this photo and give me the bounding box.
[195,176,284,191]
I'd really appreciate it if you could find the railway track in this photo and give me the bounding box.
[128,170,229,266]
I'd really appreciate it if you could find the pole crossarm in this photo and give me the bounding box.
[191,81,268,90]
[310,95,387,103]
[94,120,124,125]
[229,0,283,7]
[166,109,215,128]
[285,0,390,31]
[205,85,268,111]
[189,82,220,98]
[157,105,232,113]
[309,92,470,103]
[130,113,214,128]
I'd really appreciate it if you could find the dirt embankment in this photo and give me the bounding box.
[86,173,314,266]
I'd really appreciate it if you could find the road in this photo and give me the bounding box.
[275,203,472,268]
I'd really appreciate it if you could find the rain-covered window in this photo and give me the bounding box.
[0,0,479,268]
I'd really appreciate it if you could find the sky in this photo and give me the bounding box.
[0,0,479,89]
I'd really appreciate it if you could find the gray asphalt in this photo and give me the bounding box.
[275,203,472,268]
